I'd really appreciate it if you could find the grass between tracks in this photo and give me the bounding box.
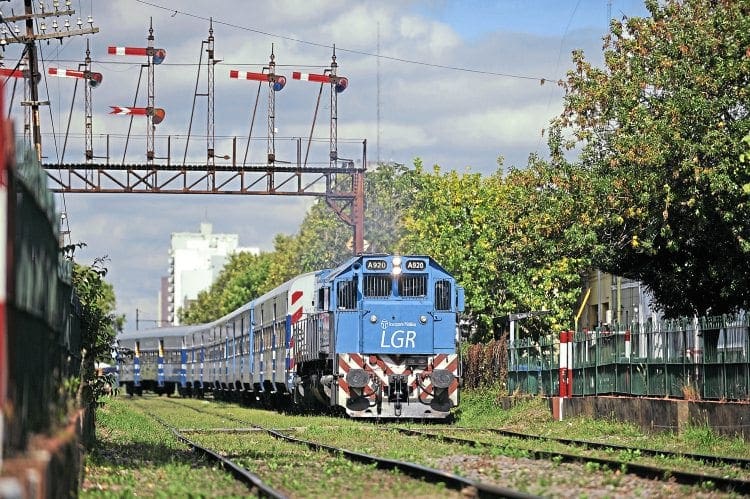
[80,399,252,498]
[81,388,750,497]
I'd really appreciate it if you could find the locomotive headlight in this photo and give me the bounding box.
[370,314,378,323]
[392,256,402,266]
[392,266,402,276]
[420,315,428,324]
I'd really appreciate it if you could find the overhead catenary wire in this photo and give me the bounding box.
[132,0,559,84]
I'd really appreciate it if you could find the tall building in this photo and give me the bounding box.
[163,223,259,325]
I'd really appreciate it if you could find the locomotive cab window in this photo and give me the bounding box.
[317,287,330,311]
[435,279,452,311]
[398,274,427,298]
[364,274,391,298]
[337,279,358,310]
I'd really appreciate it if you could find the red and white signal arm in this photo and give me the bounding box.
[229,70,286,91]
[108,46,166,65]
[110,106,166,125]
[292,71,348,93]
[48,67,103,88]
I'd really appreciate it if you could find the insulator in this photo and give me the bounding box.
[64,19,70,29]
[65,0,71,7]
[40,21,46,32]
[76,17,82,28]
[53,0,59,9]
[87,15,93,26]
[52,20,58,30]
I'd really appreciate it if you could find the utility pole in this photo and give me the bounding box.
[4,0,98,162]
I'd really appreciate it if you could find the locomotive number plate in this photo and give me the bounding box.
[405,260,426,270]
[365,259,387,270]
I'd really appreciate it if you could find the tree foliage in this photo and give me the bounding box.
[400,149,596,341]
[295,162,420,270]
[556,0,750,316]
[71,257,123,405]
[179,163,422,323]
[180,251,273,324]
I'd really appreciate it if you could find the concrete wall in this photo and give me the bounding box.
[551,396,750,442]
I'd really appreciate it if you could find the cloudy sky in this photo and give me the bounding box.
[1,0,649,330]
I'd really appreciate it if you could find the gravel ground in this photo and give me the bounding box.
[432,454,739,498]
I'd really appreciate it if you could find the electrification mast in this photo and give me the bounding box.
[1,0,98,161]
[108,19,167,163]
[206,18,215,167]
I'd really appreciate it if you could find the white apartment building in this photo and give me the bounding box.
[161,222,259,325]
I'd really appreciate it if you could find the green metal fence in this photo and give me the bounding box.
[508,314,750,400]
[507,335,559,396]
[4,147,82,453]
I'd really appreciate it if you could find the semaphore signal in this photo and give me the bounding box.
[107,18,165,163]
[229,45,285,166]
[48,67,103,88]
[292,71,348,93]
[109,106,165,125]
[0,67,29,79]
[229,70,287,92]
[107,46,166,65]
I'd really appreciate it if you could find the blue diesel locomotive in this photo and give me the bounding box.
[117,254,465,419]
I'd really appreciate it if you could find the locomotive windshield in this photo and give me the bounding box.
[363,274,390,298]
[398,274,427,297]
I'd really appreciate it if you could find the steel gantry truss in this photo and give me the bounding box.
[42,144,367,253]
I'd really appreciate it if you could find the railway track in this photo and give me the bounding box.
[132,397,535,498]
[394,426,750,495]
[139,407,288,499]
[468,427,750,469]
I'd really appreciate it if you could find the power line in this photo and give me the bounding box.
[132,0,559,83]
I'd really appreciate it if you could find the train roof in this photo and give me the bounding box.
[117,324,202,341]
[252,270,322,304]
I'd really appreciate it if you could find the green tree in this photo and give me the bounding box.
[72,257,123,418]
[556,0,750,316]
[400,161,505,338]
[401,151,595,341]
[288,162,421,272]
[180,251,273,324]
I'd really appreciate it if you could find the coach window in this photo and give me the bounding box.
[435,280,451,311]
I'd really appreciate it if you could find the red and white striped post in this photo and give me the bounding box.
[0,89,8,465]
[624,328,631,358]
[559,330,571,397]
[555,330,574,421]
